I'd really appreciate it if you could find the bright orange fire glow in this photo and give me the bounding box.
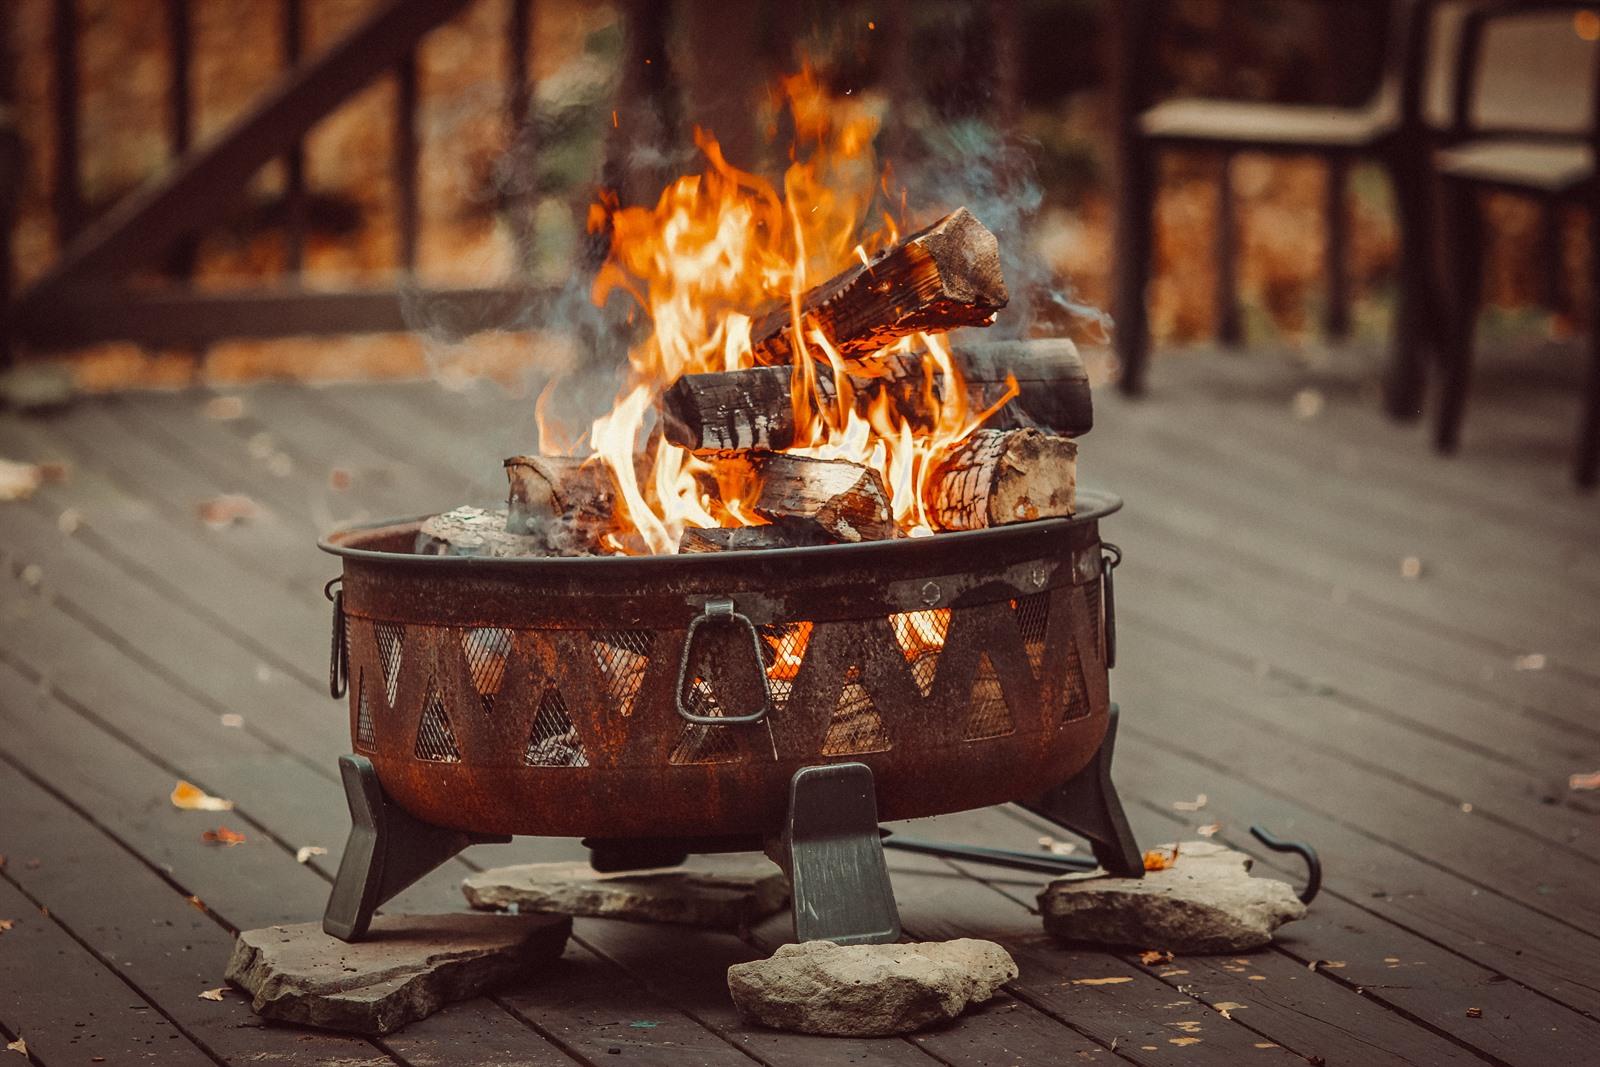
[549,68,1008,556]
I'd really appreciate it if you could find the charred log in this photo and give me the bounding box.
[678,523,836,553]
[502,454,620,554]
[749,207,1007,367]
[659,365,798,452]
[925,428,1077,531]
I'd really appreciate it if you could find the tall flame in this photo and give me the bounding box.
[561,69,1006,554]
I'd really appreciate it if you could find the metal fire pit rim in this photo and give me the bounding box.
[318,487,1121,572]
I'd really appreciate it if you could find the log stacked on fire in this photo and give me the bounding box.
[418,207,1092,559]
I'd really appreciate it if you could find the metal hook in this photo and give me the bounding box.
[1249,825,1321,904]
[326,577,347,700]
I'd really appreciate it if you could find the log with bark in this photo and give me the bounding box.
[659,338,1091,452]
[924,428,1077,531]
[707,451,895,543]
[503,454,620,554]
[415,506,546,558]
[748,207,1008,367]
[678,523,835,553]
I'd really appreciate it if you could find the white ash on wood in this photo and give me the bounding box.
[679,523,835,553]
[415,507,546,558]
[749,207,1008,368]
[926,428,1077,531]
[504,455,617,538]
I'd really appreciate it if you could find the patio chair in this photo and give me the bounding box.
[1432,2,1600,487]
[1111,0,1481,417]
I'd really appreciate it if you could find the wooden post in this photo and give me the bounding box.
[1324,156,1350,341]
[0,7,19,368]
[51,0,82,245]
[165,0,197,279]
[394,48,419,273]
[281,0,307,274]
[1213,152,1241,348]
[1109,0,1155,395]
[505,0,536,271]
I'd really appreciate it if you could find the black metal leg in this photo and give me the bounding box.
[1214,151,1243,348]
[1384,155,1437,421]
[1021,705,1144,878]
[1114,141,1156,396]
[1324,155,1351,342]
[323,754,508,942]
[779,762,901,945]
[1434,178,1483,455]
[1578,201,1600,490]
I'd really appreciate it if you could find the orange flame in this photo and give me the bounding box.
[543,68,1005,556]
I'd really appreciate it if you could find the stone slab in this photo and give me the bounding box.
[463,855,789,930]
[727,939,1017,1037]
[1038,840,1306,953]
[225,913,571,1035]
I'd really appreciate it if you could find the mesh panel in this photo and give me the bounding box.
[1062,622,1091,724]
[888,608,950,697]
[414,679,461,762]
[524,687,590,767]
[821,665,892,755]
[354,669,375,750]
[1084,578,1103,662]
[374,621,406,707]
[591,630,652,717]
[461,627,512,713]
[963,652,1015,740]
[758,622,812,709]
[668,679,742,765]
[1012,592,1050,680]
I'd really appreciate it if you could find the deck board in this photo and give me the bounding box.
[1,343,1596,1065]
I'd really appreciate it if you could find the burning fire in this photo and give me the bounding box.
[556,69,1010,556]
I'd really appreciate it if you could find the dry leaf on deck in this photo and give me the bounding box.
[198,987,227,1001]
[171,781,234,812]
[296,846,328,864]
[6,1037,26,1055]
[1196,822,1222,838]
[0,459,45,502]
[197,494,261,529]
[1513,653,1546,671]
[1569,770,1600,792]
[1144,844,1180,871]
[204,396,245,420]
[201,826,246,846]
[1139,949,1173,965]
[0,919,13,934]
[1172,793,1207,812]
[1071,976,1133,986]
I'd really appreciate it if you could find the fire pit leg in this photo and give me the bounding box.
[779,762,902,945]
[323,755,510,942]
[1021,705,1144,878]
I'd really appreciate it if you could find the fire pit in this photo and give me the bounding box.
[318,492,1143,944]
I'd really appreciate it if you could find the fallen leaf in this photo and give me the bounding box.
[197,494,261,529]
[1213,1001,1245,1019]
[1071,976,1134,986]
[1466,1007,1482,1018]
[187,895,206,912]
[204,396,245,421]
[1174,1020,1203,1033]
[219,713,245,729]
[57,508,83,535]
[1172,793,1207,812]
[1254,1043,1280,1050]
[0,459,44,501]
[1399,556,1423,579]
[1169,1036,1202,1046]
[0,919,13,933]
[6,1037,25,1055]
[198,987,227,1001]
[1196,821,1222,838]
[1291,388,1324,419]
[329,467,353,491]
[1144,844,1180,871]
[201,827,246,846]
[296,846,328,864]
[1569,770,1600,792]
[1139,949,1173,965]
[1514,653,1546,671]
[1248,975,1267,981]
[171,781,233,812]
[1308,959,1346,971]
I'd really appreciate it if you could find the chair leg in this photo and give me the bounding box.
[1324,156,1351,342]
[1214,152,1243,347]
[1384,155,1437,420]
[1434,179,1484,455]
[1578,204,1600,489]
[1114,141,1156,395]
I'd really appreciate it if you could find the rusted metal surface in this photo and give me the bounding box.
[321,490,1121,839]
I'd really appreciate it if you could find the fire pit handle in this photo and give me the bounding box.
[325,577,347,700]
[675,598,773,726]
[1249,825,1322,905]
[1100,543,1121,670]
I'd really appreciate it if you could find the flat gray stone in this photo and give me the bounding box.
[225,913,571,1035]
[727,939,1017,1036]
[1038,840,1306,954]
[463,856,788,930]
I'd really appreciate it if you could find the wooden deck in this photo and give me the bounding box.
[1,342,1597,1065]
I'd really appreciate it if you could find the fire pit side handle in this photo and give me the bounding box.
[675,598,773,725]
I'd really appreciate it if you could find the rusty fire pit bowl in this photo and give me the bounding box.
[318,489,1119,841]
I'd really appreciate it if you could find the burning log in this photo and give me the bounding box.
[659,338,1090,453]
[678,524,834,553]
[416,507,546,558]
[715,452,895,543]
[749,207,1008,367]
[504,455,616,535]
[925,429,1077,532]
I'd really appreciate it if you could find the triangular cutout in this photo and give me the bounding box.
[590,630,652,717]
[759,622,812,710]
[821,665,891,755]
[461,627,512,713]
[962,652,1015,740]
[524,687,590,767]
[667,678,742,765]
[413,678,461,763]
[888,609,949,697]
[1012,592,1050,680]
[354,669,376,750]
[374,620,405,707]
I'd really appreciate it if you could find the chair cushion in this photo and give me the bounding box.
[1435,139,1593,193]
[1139,98,1394,148]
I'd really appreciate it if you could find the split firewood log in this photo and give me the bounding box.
[659,337,1090,453]
[749,207,1008,367]
[705,451,894,543]
[678,523,836,553]
[415,506,547,557]
[502,454,622,554]
[924,428,1077,531]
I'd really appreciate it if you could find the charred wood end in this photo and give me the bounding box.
[659,365,797,451]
